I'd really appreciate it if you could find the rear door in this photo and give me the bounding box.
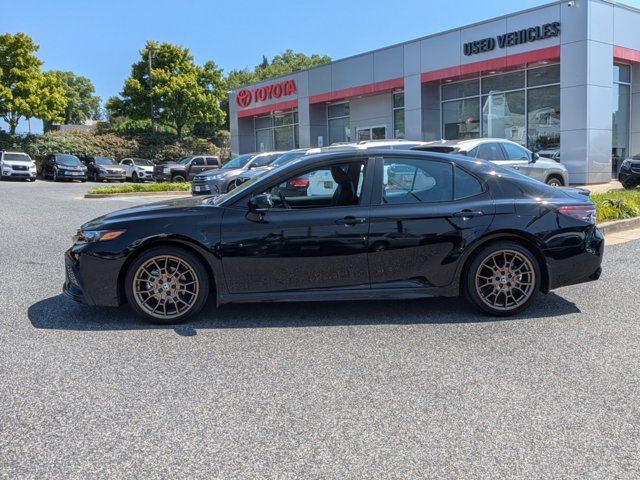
[368,155,495,289]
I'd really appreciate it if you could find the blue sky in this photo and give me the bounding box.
[4,0,640,133]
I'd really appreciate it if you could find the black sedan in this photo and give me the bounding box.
[64,150,603,324]
[618,156,640,189]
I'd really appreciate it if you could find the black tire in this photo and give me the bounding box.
[124,246,210,324]
[172,175,186,183]
[464,241,541,317]
[81,178,87,183]
[545,175,564,187]
[52,169,59,182]
[132,172,139,183]
[622,182,636,190]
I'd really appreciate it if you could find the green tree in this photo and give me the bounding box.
[107,41,226,138]
[0,33,66,134]
[47,70,101,128]
[254,50,331,80]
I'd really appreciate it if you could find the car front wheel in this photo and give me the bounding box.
[464,241,540,316]
[545,176,563,187]
[125,247,210,324]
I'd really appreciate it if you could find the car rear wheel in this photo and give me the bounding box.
[172,175,186,183]
[125,247,209,324]
[622,182,637,190]
[545,176,563,187]
[464,241,540,316]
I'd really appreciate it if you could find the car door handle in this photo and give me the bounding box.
[452,210,484,218]
[335,216,367,226]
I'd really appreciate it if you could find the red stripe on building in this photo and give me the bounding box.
[421,46,561,83]
[309,78,404,104]
[236,99,299,118]
[614,45,640,63]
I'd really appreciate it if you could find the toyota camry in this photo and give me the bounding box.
[64,149,603,324]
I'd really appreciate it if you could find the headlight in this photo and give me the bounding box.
[29,165,36,171]
[203,175,221,181]
[73,229,126,244]
[621,159,631,168]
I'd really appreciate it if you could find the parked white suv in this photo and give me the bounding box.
[120,158,155,183]
[413,138,569,186]
[0,151,37,181]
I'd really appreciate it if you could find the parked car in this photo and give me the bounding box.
[412,139,569,186]
[0,151,37,181]
[120,158,155,183]
[537,149,561,163]
[42,154,87,182]
[153,155,221,183]
[191,151,284,195]
[618,154,640,189]
[82,156,126,182]
[235,149,310,186]
[64,149,603,324]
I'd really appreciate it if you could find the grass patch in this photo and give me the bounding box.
[591,189,640,223]
[87,182,191,195]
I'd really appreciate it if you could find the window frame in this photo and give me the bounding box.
[228,156,374,211]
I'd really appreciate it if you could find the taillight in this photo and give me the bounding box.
[288,177,309,188]
[558,205,597,224]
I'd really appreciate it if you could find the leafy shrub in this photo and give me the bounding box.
[87,182,191,195]
[591,190,640,223]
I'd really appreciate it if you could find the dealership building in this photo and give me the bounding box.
[229,0,640,184]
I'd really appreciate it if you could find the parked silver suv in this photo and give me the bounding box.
[413,139,569,186]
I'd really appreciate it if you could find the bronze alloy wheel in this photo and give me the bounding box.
[474,249,536,312]
[132,254,200,320]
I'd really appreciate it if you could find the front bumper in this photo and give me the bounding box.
[58,170,87,179]
[63,248,124,307]
[192,178,222,195]
[97,171,126,181]
[618,164,640,185]
[154,172,173,182]
[2,170,36,179]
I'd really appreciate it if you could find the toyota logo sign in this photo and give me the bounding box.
[235,79,297,108]
[236,89,252,108]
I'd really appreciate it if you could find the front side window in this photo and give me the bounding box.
[192,158,204,166]
[382,158,453,204]
[502,142,531,161]
[257,161,365,209]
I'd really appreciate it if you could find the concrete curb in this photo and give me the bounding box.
[84,191,190,199]
[598,216,640,236]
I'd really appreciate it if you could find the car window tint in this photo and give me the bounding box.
[467,146,479,158]
[477,143,505,160]
[455,166,484,199]
[502,143,531,161]
[206,157,219,166]
[192,157,204,166]
[382,158,453,204]
[258,161,365,209]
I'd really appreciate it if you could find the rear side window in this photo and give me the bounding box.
[455,166,483,199]
[382,157,453,204]
[477,143,505,160]
[206,157,219,166]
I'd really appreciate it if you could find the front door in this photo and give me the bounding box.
[356,126,386,142]
[220,159,372,294]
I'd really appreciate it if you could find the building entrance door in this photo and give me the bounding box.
[356,126,386,142]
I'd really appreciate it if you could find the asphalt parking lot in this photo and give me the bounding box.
[1,179,638,479]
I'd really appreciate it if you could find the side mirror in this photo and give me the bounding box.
[248,194,273,213]
[531,153,539,163]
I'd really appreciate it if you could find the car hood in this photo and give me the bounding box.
[535,158,566,170]
[241,166,272,178]
[97,164,125,171]
[2,160,35,167]
[82,195,215,230]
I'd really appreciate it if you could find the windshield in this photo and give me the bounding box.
[133,159,154,166]
[95,157,116,165]
[251,153,282,168]
[57,155,81,166]
[4,153,32,162]
[270,151,306,167]
[177,157,193,164]
[221,154,254,170]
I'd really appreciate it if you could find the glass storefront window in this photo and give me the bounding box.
[442,98,480,140]
[393,92,405,139]
[441,63,560,154]
[527,85,560,151]
[482,90,525,143]
[442,79,479,101]
[328,102,351,144]
[612,63,631,176]
[481,71,525,95]
[254,110,299,151]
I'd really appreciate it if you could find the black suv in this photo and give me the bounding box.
[42,154,88,182]
[153,156,221,182]
[82,156,126,182]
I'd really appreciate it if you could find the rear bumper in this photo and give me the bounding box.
[546,226,604,290]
